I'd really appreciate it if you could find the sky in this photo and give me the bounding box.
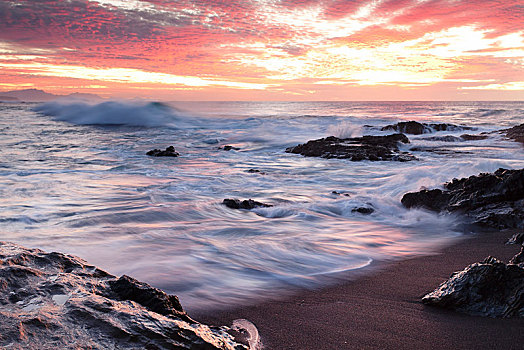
[0,0,523,100]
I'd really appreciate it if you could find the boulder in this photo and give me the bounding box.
[381,121,472,135]
[146,146,179,157]
[223,199,273,210]
[285,134,417,162]
[401,168,524,229]
[422,254,524,318]
[0,241,248,349]
[504,123,524,144]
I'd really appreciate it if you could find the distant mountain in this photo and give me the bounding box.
[0,89,103,102]
[0,95,19,101]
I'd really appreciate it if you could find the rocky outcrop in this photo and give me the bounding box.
[401,168,524,229]
[381,121,472,135]
[146,146,179,157]
[222,199,273,210]
[504,123,524,144]
[0,242,248,349]
[422,254,524,318]
[285,134,417,162]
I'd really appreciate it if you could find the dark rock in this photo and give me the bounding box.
[352,207,374,215]
[421,135,462,142]
[422,255,524,318]
[285,134,417,162]
[504,123,524,144]
[332,191,350,197]
[409,147,472,155]
[220,145,240,151]
[381,121,472,135]
[146,146,179,157]
[109,275,186,320]
[401,168,524,229]
[421,134,487,142]
[509,247,524,265]
[506,232,524,246]
[246,169,265,175]
[0,241,248,349]
[223,198,273,210]
[460,134,489,141]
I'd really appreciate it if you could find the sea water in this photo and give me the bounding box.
[1,100,523,310]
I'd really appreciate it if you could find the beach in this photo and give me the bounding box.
[195,228,523,349]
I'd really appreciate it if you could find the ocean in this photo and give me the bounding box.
[1,100,523,311]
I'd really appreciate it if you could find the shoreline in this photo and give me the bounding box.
[194,229,524,349]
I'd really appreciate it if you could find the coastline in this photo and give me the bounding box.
[194,228,524,349]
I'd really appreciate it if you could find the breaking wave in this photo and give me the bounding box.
[34,100,191,127]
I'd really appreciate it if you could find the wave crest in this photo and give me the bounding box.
[34,100,189,127]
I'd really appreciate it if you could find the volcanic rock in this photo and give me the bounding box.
[504,123,524,144]
[285,134,417,162]
[401,168,524,229]
[0,241,247,349]
[146,146,179,157]
[223,199,273,210]
[381,121,472,135]
[422,255,524,318]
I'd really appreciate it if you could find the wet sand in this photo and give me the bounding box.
[194,229,524,349]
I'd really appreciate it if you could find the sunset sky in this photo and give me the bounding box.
[0,0,523,100]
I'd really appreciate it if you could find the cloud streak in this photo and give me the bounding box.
[0,0,522,99]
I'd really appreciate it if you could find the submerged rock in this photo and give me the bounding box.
[381,121,472,135]
[220,145,240,151]
[246,169,265,175]
[285,134,416,162]
[222,198,273,210]
[504,123,524,144]
[146,146,179,157]
[0,242,247,349]
[420,134,489,142]
[422,254,524,318]
[401,168,524,229]
[351,207,374,215]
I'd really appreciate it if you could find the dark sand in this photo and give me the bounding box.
[194,229,524,349]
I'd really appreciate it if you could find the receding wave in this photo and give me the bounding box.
[34,100,191,127]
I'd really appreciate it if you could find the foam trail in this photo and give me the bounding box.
[230,319,262,350]
[34,100,191,127]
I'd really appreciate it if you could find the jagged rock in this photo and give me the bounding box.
[0,242,247,349]
[504,123,524,144]
[510,247,524,265]
[506,232,524,245]
[222,199,273,210]
[381,121,472,135]
[351,207,374,215]
[422,255,524,318]
[220,145,240,151]
[285,134,416,162]
[146,146,179,157]
[401,168,524,229]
